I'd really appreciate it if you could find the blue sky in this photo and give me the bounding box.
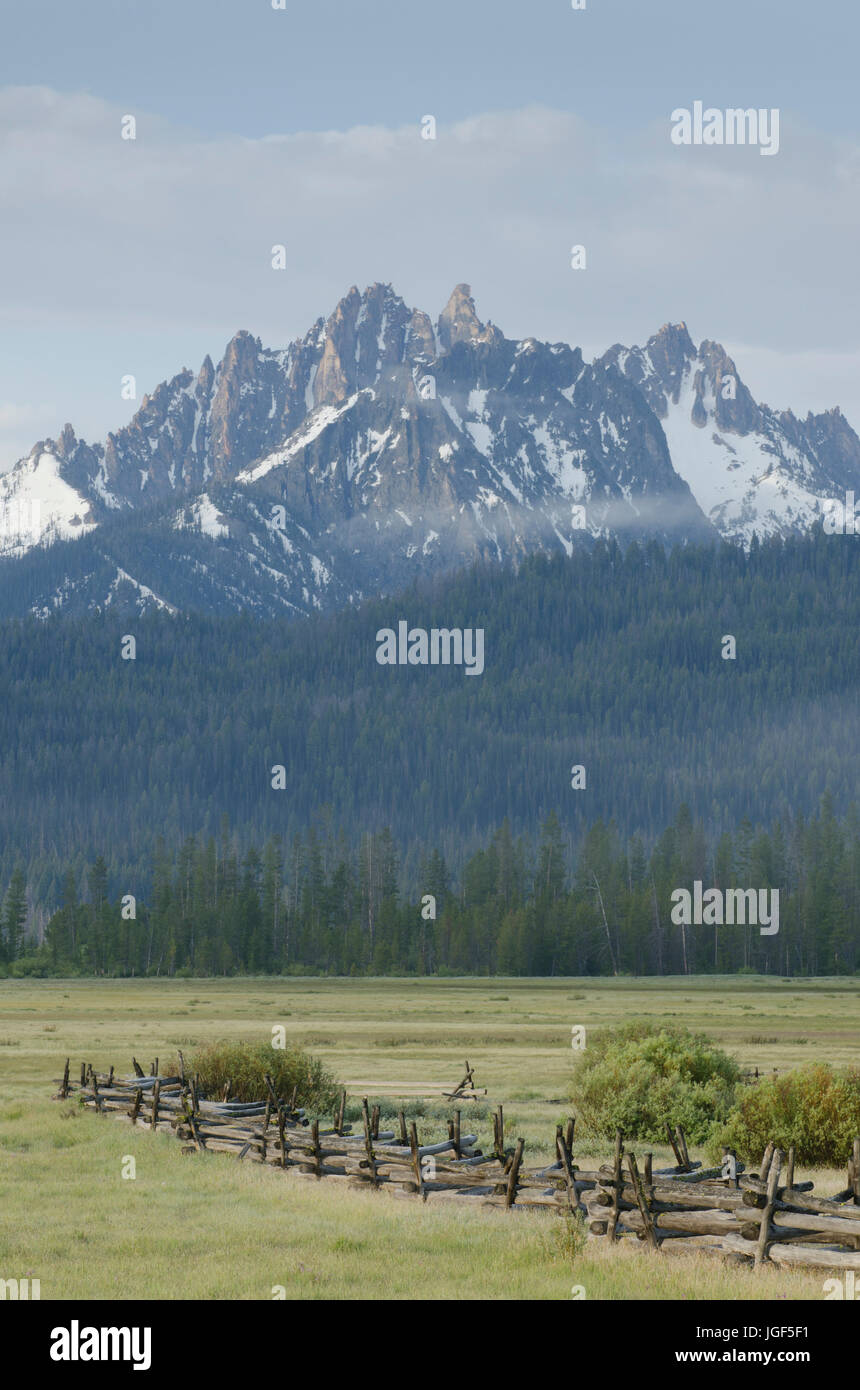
[1,0,859,466]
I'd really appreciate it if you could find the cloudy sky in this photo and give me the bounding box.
[1,0,859,469]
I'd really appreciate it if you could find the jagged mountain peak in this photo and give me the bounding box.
[2,286,859,614]
[437,282,501,352]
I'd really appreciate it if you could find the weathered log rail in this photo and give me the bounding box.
[55,1058,860,1272]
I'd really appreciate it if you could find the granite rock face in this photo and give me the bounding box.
[1,283,858,615]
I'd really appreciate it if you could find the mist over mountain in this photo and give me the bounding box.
[2,283,858,620]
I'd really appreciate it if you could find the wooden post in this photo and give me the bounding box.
[150,1080,161,1131]
[565,1116,575,1153]
[129,1088,142,1125]
[276,1106,287,1167]
[363,1099,377,1188]
[61,1058,70,1099]
[755,1148,782,1269]
[181,1092,203,1152]
[312,1120,321,1178]
[132,1057,144,1078]
[335,1091,346,1136]
[454,1110,461,1160]
[628,1152,659,1249]
[371,1104,380,1141]
[152,1058,159,1077]
[505,1138,525,1209]
[556,1128,576,1210]
[91,1070,102,1112]
[785,1145,796,1193]
[409,1121,425,1200]
[644,1153,653,1185]
[608,1130,624,1241]
[759,1142,775,1182]
[107,1066,114,1087]
[494,1105,505,1159]
[177,1051,186,1084]
[665,1122,683,1170]
[80,1062,86,1087]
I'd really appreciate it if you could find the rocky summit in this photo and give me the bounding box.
[1,283,858,618]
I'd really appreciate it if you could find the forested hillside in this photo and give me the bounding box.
[1,528,858,930]
[4,800,857,977]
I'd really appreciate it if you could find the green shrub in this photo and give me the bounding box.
[571,1022,740,1145]
[716,1064,860,1166]
[175,1040,340,1115]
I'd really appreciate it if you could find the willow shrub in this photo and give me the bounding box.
[571,1022,741,1146]
[716,1063,860,1167]
[177,1040,340,1114]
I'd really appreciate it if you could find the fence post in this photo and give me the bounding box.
[628,1152,659,1249]
[505,1138,525,1209]
[755,1147,783,1269]
[409,1121,425,1200]
[608,1130,624,1241]
[556,1125,576,1210]
[362,1098,377,1188]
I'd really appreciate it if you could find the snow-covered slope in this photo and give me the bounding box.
[0,448,97,557]
[2,285,859,617]
[601,324,860,544]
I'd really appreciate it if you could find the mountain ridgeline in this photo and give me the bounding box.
[1,530,859,926]
[2,282,860,619]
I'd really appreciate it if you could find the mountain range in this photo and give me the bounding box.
[2,282,858,618]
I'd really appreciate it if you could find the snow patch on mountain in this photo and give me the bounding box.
[0,450,96,557]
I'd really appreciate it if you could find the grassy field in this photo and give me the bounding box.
[1,974,858,1300]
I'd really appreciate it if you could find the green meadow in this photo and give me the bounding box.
[1,975,858,1300]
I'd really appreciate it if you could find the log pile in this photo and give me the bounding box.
[55,1058,860,1271]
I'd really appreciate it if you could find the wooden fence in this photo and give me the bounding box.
[55,1058,860,1272]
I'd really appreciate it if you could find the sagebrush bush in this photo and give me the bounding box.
[571,1022,740,1144]
[715,1063,860,1166]
[173,1040,341,1114]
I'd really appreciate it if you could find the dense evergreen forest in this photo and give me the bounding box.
[2,800,857,977]
[0,527,858,942]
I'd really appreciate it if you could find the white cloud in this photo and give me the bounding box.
[0,86,859,466]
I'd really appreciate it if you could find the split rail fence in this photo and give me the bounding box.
[56,1057,860,1273]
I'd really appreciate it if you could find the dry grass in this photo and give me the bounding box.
[0,974,857,1300]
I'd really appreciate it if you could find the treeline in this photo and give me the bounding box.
[3,527,860,914]
[4,798,858,977]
